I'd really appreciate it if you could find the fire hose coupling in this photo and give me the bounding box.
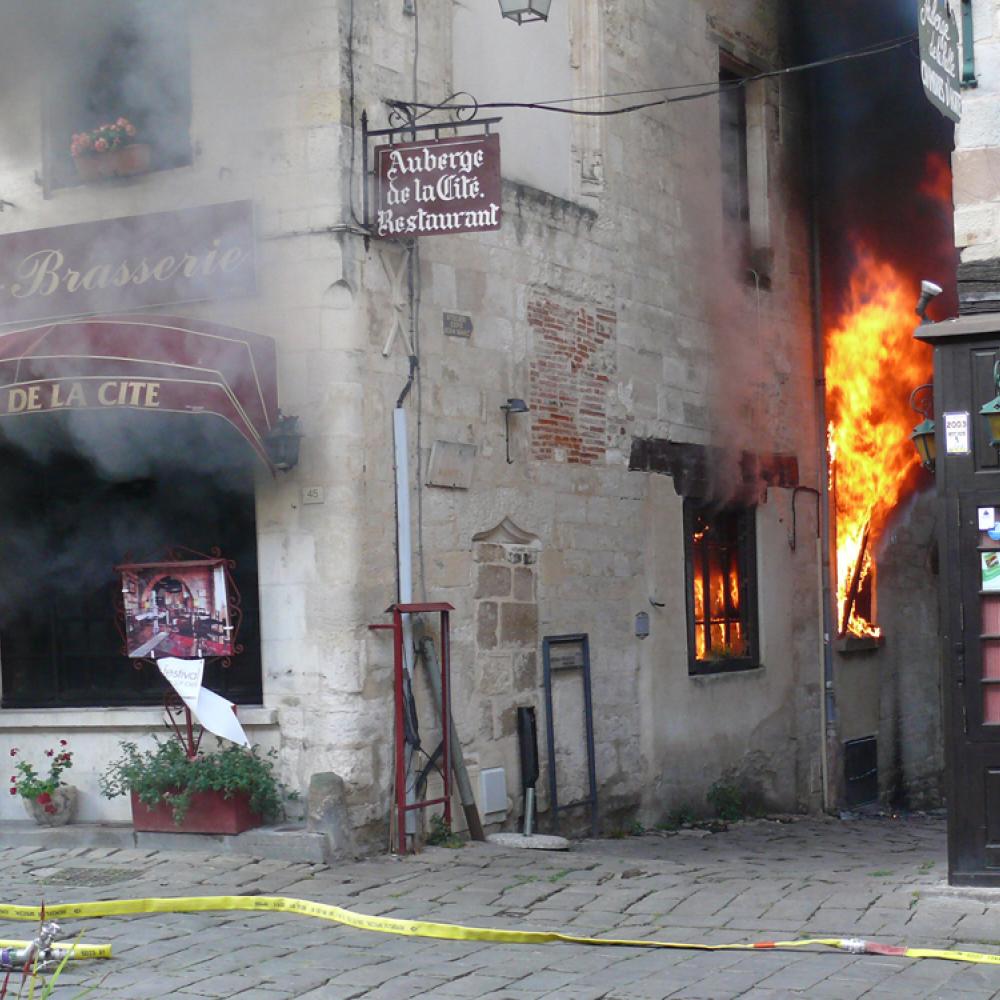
[839,937,869,954]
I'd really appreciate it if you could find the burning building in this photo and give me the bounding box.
[0,0,958,847]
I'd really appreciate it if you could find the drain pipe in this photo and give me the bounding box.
[394,353,419,840]
[807,75,837,814]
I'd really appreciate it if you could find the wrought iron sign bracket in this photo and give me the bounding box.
[360,92,502,241]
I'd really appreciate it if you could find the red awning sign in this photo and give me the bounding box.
[0,314,279,468]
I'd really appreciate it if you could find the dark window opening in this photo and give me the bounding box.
[43,0,192,191]
[719,60,750,254]
[0,413,261,708]
[684,499,759,675]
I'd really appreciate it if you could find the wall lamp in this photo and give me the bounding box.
[499,0,552,24]
[915,279,943,323]
[908,384,936,472]
[500,398,529,464]
[265,413,303,472]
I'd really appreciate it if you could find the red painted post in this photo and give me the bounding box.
[393,606,406,854]
[441,609,452,829]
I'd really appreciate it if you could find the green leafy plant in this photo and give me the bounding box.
[98,737,282,825]
[656,805,695,831]
[425,814,463,848]
[707,780,746,822]
[8,741,74,808]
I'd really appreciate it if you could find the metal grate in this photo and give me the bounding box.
[33,867,143,887]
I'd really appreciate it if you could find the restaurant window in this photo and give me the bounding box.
[0,415,261,708]
[684,499,759,675]
[43,0,192,191]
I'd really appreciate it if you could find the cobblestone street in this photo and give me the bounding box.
[1,814,998,998]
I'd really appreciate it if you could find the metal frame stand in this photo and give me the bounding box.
[371,602,453,854]
[543,633,598,837]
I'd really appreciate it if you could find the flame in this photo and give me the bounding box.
[825,248,932,637]
[691,536,745,660]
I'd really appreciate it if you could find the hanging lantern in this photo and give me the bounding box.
[265,413,302,472]
[908,383,936,472]
[982,361,1000,449]
[910,418,936,471]
[498,0,552,24]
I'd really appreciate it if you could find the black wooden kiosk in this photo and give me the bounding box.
[917,313,1000,885]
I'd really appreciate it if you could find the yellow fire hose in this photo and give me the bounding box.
[1,894,999,966]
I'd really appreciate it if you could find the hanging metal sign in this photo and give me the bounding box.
[373,133,502,239]
[918,0,962,122]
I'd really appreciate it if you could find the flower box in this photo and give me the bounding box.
[73,143,151,182]
[130,789,262,835]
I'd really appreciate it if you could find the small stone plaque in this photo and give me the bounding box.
[443,312,473,338]
[427,440,476,489]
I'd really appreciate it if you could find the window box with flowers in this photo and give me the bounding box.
[9,741,76,827]
[99,738,282,835]
[70,118,151,182]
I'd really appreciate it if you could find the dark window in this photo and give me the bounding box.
[684,499,759,675]
[719,58,750,258]
[0,413,261,708]
[43,0,192,191]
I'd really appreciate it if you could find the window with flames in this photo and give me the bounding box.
[684,500,758,674]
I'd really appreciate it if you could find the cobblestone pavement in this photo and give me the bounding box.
[1,814,999,998]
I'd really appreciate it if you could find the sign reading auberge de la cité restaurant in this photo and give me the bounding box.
[375,134,501,238]
[0,200,255,327]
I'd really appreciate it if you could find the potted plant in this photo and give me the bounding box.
[9,740,76,826]
[99,737,282,835]
[70,117,150,181]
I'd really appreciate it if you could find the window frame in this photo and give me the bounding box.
[683,498,760,676]
[40,1,193,195]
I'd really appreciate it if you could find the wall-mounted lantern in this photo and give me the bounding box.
[981,361,1000,449]
[499,0,552,24]
[500,398,529,464]
[265,413,303,472]
[909,383,936,471]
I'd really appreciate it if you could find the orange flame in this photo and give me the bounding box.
[825,248,932,637]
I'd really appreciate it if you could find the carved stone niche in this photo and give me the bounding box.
[472,518,541,698]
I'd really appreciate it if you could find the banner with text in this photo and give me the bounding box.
[0,201,256,327]
[375,134,502,239]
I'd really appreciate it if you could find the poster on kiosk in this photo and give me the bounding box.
[119,560,248,746]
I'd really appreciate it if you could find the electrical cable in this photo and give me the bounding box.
[393,33,917,118]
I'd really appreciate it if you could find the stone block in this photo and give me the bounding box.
[474,543,505,564]
[513,566,534,602]
[306,771,356,861]
[499,602,538,646]
[954,203,998,247]
[477,602,498,649]
[475,564,512,599]
[513,651,538,691]
[478,653,514,695]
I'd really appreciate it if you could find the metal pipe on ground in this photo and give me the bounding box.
[416,633,485,841]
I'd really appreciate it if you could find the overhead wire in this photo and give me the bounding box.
[392,33,917,118]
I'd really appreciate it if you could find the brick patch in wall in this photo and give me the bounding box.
[528,296,616,464]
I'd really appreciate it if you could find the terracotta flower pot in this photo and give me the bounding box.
[23,786,77,827]
[73,143,151,182]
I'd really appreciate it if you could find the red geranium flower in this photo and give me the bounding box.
[36,792,51,805]
[8,787,16,796]
[45,749,54,757]
[43,804,56,814]
[59,740,68,747]
[8,749,16,757]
